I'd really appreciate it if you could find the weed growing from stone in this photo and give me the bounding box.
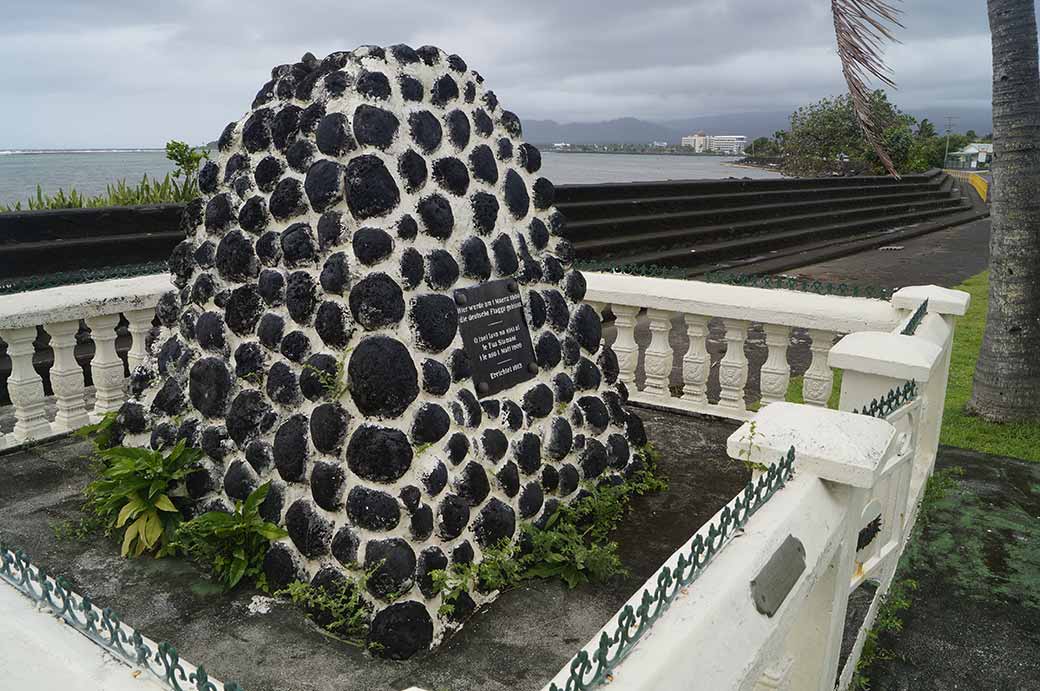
[175,482,288,592]
[278,571,377,647]
[74,411,122,452]
[85,439,201,557]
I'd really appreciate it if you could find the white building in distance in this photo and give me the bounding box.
[681,131,747,155]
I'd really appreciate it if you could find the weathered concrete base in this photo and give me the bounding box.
[0,409,745,691]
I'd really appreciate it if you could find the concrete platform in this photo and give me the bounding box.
[0,408,746,691]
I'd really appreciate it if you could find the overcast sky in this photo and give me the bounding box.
[1,0,997,148]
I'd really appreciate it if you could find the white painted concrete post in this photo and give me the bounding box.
[718,318,749,413]
[681,313,710,404]
[611,304,641,389]
[759,324,792,406]
[84,314,126,416]
[125,308,156,372]
[1,326,51,443]
[728,403,897,691]
[802,329,835,407]
[642,308,674,396]
[45,320,90,433]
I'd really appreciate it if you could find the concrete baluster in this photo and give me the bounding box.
[681,313,710,405]
[802,329,835,407]
[642,308,674,397]
[125,308,156,372]
[45,320,90,433]
[85,314,126,416]
[611,304,641,389]
[718,318,749,413]
[759,324,791,406]
[1,327,51,442]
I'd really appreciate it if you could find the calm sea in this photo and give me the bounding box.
[0,149,778,207]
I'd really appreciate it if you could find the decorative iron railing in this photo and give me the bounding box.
[548,447,796,691]
[0,539,243,691]
[900,299,929,336]
[0,260,168,296]
[702,271,893,300]
[853,380,918,418]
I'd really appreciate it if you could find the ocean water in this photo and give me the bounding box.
[0,149,779,207]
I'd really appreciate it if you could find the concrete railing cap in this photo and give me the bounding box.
[891,284,970,317]
[827,331,944,382]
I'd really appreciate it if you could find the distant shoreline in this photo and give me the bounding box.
[538,149,740,158]
[0,149,166,156]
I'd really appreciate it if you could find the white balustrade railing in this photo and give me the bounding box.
[0,274,171,451]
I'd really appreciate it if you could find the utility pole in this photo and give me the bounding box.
[943,115,959,168]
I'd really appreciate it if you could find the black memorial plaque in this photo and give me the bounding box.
[455,278,538,398]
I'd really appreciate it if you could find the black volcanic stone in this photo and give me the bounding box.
[503,169,530,219]
[299,102,325,134]
[575,358,602,390]
[226,389,270,446]
[266,361,299,405]
[399,485,421,512]
[224,461,259,502]
[320,253,350,295]
[563,271,588,302]
[199,161,219,193]
[452,541,475,565]
[496,461,520,497]
[522,383,554,419]
[347,424,412,483]
[187,464,216,498]
[398,150,427,193]
[390,44,419,63]
[422,460,448,496]
[513,432,542,474]
[499,110,522,137]
[562,336,581,366]
[519,482,544,518]
[309,401,351,455]
[445,110,470,149]
[448,54,467,72]
[577,396,610,433]
[324,71,351,96]
[299,353,336,400]
[200,425,229,461]
[528,290,546,328]
[286,271,318,324]
[345,155,400,219]
[257,313,285,350]
[580,438,608,478]
[368,601,433,660]
[353,226,394,265]
[205,193,235,233]
[607,434,630,469]
[481,429,508,463]
[455,461,491,507]
[365,537,416,600]
[263,543,304,593]
[274,413,308,481]
[553,372,576,403]
[480,399,500,420]
[468,144,498,184]
[242,108,273,152]
[256,232,282,267]
[357,69,391,99]
[558,464,579,496]
[465,193,497,237]
[180,198,204,235]
[353,104,399,149]
[474,498,515,547]
[532,177,555,209]
[437,494,470,539]
[517,143,542,173]
[286,499,332,557]
[130,367,155,399]
[449,348,471,382]
[500,400,522,431]
[542,256,564,284]
[226,285,263,336]
[410,403,450,446]
[348,336,418,418]
[546,417,573,460]
[157,337,189,376]
[399,75,423,101]
[409,111,442,153]
[541,465,560,493]
[432,157,469,196]
[347,486,400,531]
[331,527,360,566]
[425,250,459,290]
[215,231,257,282]
[416,547,447,598]
[234,342,265,382]
[217,122,237,151]
[188,357,231,417]
[400,248,424,289]
[238,196,269,234]
[311,461,347,510]
[446,432,469,465]
[411,506,434,546]
[151,378,185,417]
[417,194,454,239]
[286,139,316,172]
[393,215,417,241]
[603,390,626,425]
[625,410,647,446]
[545,290,569,331]
[304,160,344,212]
[245,440,274,474]
[453,240,490,284]
[272,105,301,150]
[456,388,482,427]
[569,304,602,354]
[315,301,353,348]
[269,178,307,220]
[496,137,513,161]
[156,290,180,327]
[254,156,283,192]
[316,112,356,156]
[528,218,550,250]
[317,211,345,249]
[431,75,458,106]
[348,273,404,329]
[281,223,317,267]
[421,359,450,395]
[472,108,493,137]
[417,46,440,66]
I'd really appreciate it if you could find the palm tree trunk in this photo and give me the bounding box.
[968,0,1040,421]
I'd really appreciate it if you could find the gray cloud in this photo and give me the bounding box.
[0,0,998,147]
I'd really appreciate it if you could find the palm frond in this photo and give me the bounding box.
[831,0,904,177]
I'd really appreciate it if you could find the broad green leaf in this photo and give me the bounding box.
[121,520,140,556]
[154,494,177,513]
[229,557,247,588]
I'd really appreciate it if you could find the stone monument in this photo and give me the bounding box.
[119,44,647,659]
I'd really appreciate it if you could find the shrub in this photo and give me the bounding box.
[175,482,288,591]
[278,574,375,646]
[85,440,201,557]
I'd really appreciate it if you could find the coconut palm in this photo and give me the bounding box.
[968,0,1040,422]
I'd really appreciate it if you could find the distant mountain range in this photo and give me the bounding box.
[523,108,993,145]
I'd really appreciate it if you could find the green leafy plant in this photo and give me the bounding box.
[74,411,121,452]
[175,482,287,591]
[85,440,201,557]
[278,573,375,646]
[431,540,523,616]
[165,139,209,184]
